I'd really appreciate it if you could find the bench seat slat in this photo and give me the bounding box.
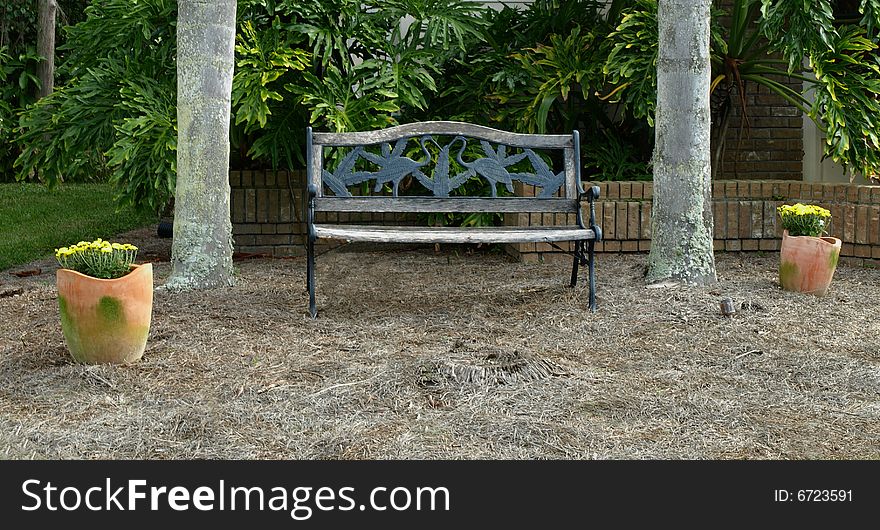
[314,224,595,244]
[314,197,578,213]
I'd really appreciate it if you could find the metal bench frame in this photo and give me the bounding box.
[305,121,603,318]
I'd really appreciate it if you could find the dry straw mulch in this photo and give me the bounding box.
[1,226,878,459]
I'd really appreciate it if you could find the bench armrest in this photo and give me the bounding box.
[576,185,602,241]
[578,185,601,202]
[306,184,318,241]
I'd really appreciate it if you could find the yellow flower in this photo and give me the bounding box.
[55,238,139,277]
[777,202,832,237]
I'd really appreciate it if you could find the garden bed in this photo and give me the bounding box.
[0,225,877,459]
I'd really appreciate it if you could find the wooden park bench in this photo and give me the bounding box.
[305,121,603,318]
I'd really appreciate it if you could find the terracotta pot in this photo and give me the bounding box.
[56,263,153,364]
[779,230,841,296]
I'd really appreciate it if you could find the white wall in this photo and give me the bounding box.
[801,70,872,185]
[802,114,871,184]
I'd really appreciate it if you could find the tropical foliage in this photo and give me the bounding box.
[418,0,652,182]
[603,0,880,182]
[13,0,489,213]
[14,0,178,213]
[0,0,90,179]
[233,0,486,169]
[8,0,880,216]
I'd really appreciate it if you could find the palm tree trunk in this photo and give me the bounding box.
[166,0,237,290]
[36,0,56,99]
[646,0,717,285]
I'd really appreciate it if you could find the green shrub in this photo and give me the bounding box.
[0,45,42,180]
[602,0,880,182]
[0,0,92,179]
[582,131,651,181]
[419,0,653,194]
[14,0,178,213]
[14,0,488,212]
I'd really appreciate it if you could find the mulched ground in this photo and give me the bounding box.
[1,225,878,459]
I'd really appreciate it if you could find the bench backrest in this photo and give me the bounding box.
[307,121,582,214]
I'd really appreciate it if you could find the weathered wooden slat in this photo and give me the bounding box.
[314,224,595,244]
[563,146,578,199]
[314,197,578,213]
[313,121,573,149]
[309,143,323,197]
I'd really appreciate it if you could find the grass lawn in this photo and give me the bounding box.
[0,182,157,271]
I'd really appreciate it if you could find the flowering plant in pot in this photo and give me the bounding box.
[55,239,153,364]
[777,203,840,296]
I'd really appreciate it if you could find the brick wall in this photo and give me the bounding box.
[717,76,804,181]
[509,180,880,265]
[714,0,804,180]
[230,170,307,257]
[230,170,413,257]
[231,172,880,265]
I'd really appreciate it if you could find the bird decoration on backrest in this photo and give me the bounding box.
[454,140,526,197]
[411,136,472,197]
[358,137,431,197]
[322,146,372,197]
[516,150,566,198]
[322,135,568,199]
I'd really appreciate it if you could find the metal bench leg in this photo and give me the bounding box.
[588,239,597,312]
[569,240,582,288]
[307,235,317,319]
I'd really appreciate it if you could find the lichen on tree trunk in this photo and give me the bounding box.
[646,0,717,286]
[165,0,237,291]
